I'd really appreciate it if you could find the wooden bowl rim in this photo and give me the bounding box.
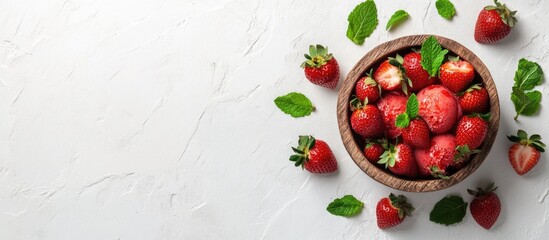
[337,35,500,192]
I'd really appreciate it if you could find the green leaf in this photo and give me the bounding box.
[430,196,467,226]
[326,195,364,217]
[406,93,419,119]
[511,88,541,120]
[386,10,409,31]
[395,113,410,128]
[436,0,456,20]
[514,58,543,91]
[420,36,449,77]
[274,92,314,118]
[346,0,378,45]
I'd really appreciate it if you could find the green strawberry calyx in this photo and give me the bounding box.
[467,182,498,198]
[289,135,316,168]
[349,96,368,111]
[507,129,546,152]
[485,0,517,28]
[377,144,397,168]
[301,45,333,68]
[388,54,413,95]
[389,193,415,219]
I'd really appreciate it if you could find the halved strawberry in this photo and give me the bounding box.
[378,143,418,178]
[439,57,475,93]
[507,130,545,175]
[459,84,490,114]
[374,59,405,92]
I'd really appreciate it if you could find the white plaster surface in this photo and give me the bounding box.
[1,0,549,239]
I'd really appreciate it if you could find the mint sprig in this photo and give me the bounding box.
[436,0,456,20]
[511,58,544,120]
[386,10,409,31]
[274,92,315,118]
[430,196,467,226]
[420,36,449,77]
[346,0,378,45]
[326,195,364,217]
[395,93,419,128]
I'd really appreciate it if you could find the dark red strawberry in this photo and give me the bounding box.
[402,52,437,92]
[377,92,407,138]
[459,84,490,114]
[301,45,340,88]
[355,74,381,103]
[364,139,387,164]
[439,58,475,93]
[290,135,337,174]
[468,183,501,229]
[378,143,417,178]
[374,60,405,91]
[507,130,545,175]
[350,97,385,139]
[376,193,414,229]
[474,0,517,44]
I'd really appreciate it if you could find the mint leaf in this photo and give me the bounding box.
[347,0,378,45]
[386,10,409,31]
[420,36,449,77]
[327,195,364,217]
[436,0,456,20]
[406,93,419,119]
[514,58,543,91]
[430,196,467,226]
[395,113,410,128]
[511,87,542,120]
[274,92,314,118]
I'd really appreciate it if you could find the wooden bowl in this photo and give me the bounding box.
[337,35,500,192]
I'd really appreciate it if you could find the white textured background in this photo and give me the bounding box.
[1,0,548,239]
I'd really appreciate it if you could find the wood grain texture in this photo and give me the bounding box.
[337,35,500,192]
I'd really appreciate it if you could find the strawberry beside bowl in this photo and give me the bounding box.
[337,35,500,192]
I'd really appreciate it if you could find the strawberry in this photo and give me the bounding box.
[290,135,337,174]
[374,59,405,92]
[364,139,387,164]
[355,73,381,103]
[350,97,385,139]
[395,93,430,149]
[402,52,437,92]
[455,114,489,160]
[439,58,475,93]
[301,45,340,88]
[474,0,517,44]
[376,193,414,229]
[507,130,545,175]
[459,84,490,114]
[378,143,417,178]
[428,134,457,178]
[414,148,432,177]
[468,183,501,229]
[377,92,408,138]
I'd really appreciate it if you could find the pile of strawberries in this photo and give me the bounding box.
[350,49,490,179]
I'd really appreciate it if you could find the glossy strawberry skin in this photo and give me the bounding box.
[305,140,338,173]
[374,60,403,91]
[439,60,475,93]
[459,86,489,114]
[455,115,488,150]
[402,52,437,92]
[470,192,501,229]
[304,58,340,88]
[355,76,380,103]
[401,118,431,149]
[475,9,511,44]
[364,143,385,164]
[376,198,404,229]
[351,105,385,139]
[387,144,418,178]
[508,144,541,175]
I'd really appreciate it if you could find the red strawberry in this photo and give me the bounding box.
[301,45,340,88]
[455,114,489,157]
[355,75,381,103]
[377,92,407,138]
[378,143,417,178]
[364,140,387,164]
[402,52,437,92]
[468,183,501,229]
[428,134,457,178]
[439,58,475,93]
[290,135,337,174]
[374,60,405,91]
[350,97,385,139]
[507,130,545,175]
[459,84,490,114]
[474,0,517,44]
[376,193,414,229]
[414,148,432,177]
[401,118,431,149]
